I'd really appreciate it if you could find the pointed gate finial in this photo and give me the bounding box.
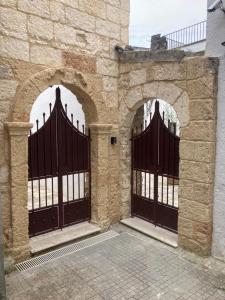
[56,86,61,102]
[155,100,159,113]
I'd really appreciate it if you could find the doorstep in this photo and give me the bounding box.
[29,222,101,255]
[121,217,178,248]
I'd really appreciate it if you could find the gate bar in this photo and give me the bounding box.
[43,113,48,207]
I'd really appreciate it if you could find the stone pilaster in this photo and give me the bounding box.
[89,124,112,230]
[6,122,32,261]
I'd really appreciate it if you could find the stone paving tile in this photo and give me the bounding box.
[6,226,225,300]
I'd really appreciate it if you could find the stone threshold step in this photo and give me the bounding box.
[121,217,178,248]
[30,222,101,255]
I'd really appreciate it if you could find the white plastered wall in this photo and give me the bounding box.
[206,0,225,260]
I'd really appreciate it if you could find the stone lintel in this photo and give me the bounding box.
[5,122,33,136]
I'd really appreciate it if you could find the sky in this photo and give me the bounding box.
[129,0,207,47]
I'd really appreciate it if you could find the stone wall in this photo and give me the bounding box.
[118,53,218,256]
[0,0,219,261]
[0,0,129,261]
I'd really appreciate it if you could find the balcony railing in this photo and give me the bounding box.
[164,21,207,50]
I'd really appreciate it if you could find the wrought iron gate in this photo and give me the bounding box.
[131,101,180,232]
[28,87,91,237]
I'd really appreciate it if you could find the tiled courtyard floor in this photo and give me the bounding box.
[6,224,225,300]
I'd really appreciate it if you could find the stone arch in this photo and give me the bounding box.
[6,67,109,261]
[120,81,190,131]
[12,67,99,124]
[119,81,190,221]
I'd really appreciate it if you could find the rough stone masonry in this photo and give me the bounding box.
[0,0,218,262]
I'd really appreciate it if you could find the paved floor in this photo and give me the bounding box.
[6,224,225,300]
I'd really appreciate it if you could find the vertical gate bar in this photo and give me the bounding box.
[140,124,143,197]
[71,114,75,200]
[77,121,80,199]
[166,177,169,205]
[167,119,170,205]
[147,124,150,199]
[49,103,54,206]
[134,130,137,194]
[149,163,151,197]
[31,181,34,210]
[88,128,91,218]
[51,172,54,205]
[141,124,143,197]
[162,112,165,204]
[36,120,41,208]
[172,124,176,207]
[58,175,63,229]
[84,171,86,199]
[75,122,78,200]
[149,172,151,199]
[145,169,146,197]
[136,170,138,195]
[166,170,169,204]
[154,173,158,225]
[29,130,34,211]
[154,101,159,225]
[139,171,142,196]
[144,126,146,198]
[65,114,69,203]
[83,125,85,199]
[131,129,134,215]
[43,113,48,207]
[78,174,80,200]
[67,173,69,202]
[66,174,69,202]
[56,87,63,229]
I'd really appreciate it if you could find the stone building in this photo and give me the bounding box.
[0,0,219,264]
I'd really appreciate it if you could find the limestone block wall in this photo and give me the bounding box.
[0,0,130,260]
[118,52,218,256]
[0,0,219,261]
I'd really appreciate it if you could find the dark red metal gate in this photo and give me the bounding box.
[131,101,180,232]
[28,87,91,237]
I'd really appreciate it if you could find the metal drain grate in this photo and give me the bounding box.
[16,230,119,272]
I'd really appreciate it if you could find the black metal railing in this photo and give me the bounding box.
[164,20,207,50]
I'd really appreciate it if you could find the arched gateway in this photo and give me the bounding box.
[131,101,180,232]
[28,88,91,236]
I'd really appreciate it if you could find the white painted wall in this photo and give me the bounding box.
[179,40,206,52]
[206,0,225,261]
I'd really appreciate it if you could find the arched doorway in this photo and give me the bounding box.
[28,86,91,237]
[6,67,113,261]
[131,99,180,232]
